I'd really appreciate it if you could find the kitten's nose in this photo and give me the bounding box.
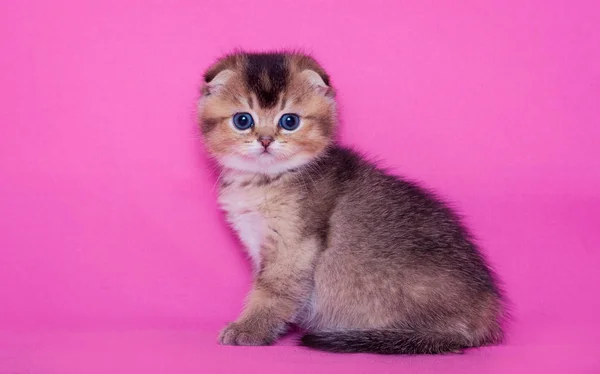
[258,136,274,148]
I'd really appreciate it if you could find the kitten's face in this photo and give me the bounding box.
[199,53,336,175]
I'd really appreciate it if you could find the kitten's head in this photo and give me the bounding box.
[198,52,336,175]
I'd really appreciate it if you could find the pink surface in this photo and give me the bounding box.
[1,0,599,373]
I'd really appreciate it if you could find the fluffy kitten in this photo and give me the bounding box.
[198,51,505,354]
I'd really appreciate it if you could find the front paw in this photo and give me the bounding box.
[218,321,277,346]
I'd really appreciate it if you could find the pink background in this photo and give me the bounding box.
[1,0,599,372]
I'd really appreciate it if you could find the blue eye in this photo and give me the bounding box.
[278,114,300,131]
[232,112,254,130]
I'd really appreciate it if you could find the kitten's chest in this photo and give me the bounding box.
[218,182,292,267]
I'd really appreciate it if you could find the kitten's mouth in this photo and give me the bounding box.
[257,150,278,163]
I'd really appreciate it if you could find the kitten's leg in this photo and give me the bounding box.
[219,237,319,346]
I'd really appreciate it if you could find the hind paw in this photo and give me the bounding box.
[218,321,276,346]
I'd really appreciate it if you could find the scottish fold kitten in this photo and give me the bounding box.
[198,51,505,354]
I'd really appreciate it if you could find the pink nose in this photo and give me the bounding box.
[258,136,274,148]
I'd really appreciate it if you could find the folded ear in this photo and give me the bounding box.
[201,69,235,97]
[301,69,333,97]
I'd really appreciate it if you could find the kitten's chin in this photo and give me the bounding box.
[218,153,314,175]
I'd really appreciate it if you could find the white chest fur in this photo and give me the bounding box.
[217,181,268,268]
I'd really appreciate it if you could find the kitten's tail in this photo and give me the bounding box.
[300,329,484,355]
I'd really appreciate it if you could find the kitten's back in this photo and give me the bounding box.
[296,146,504,353]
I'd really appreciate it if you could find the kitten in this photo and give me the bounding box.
[198,51,505,354]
